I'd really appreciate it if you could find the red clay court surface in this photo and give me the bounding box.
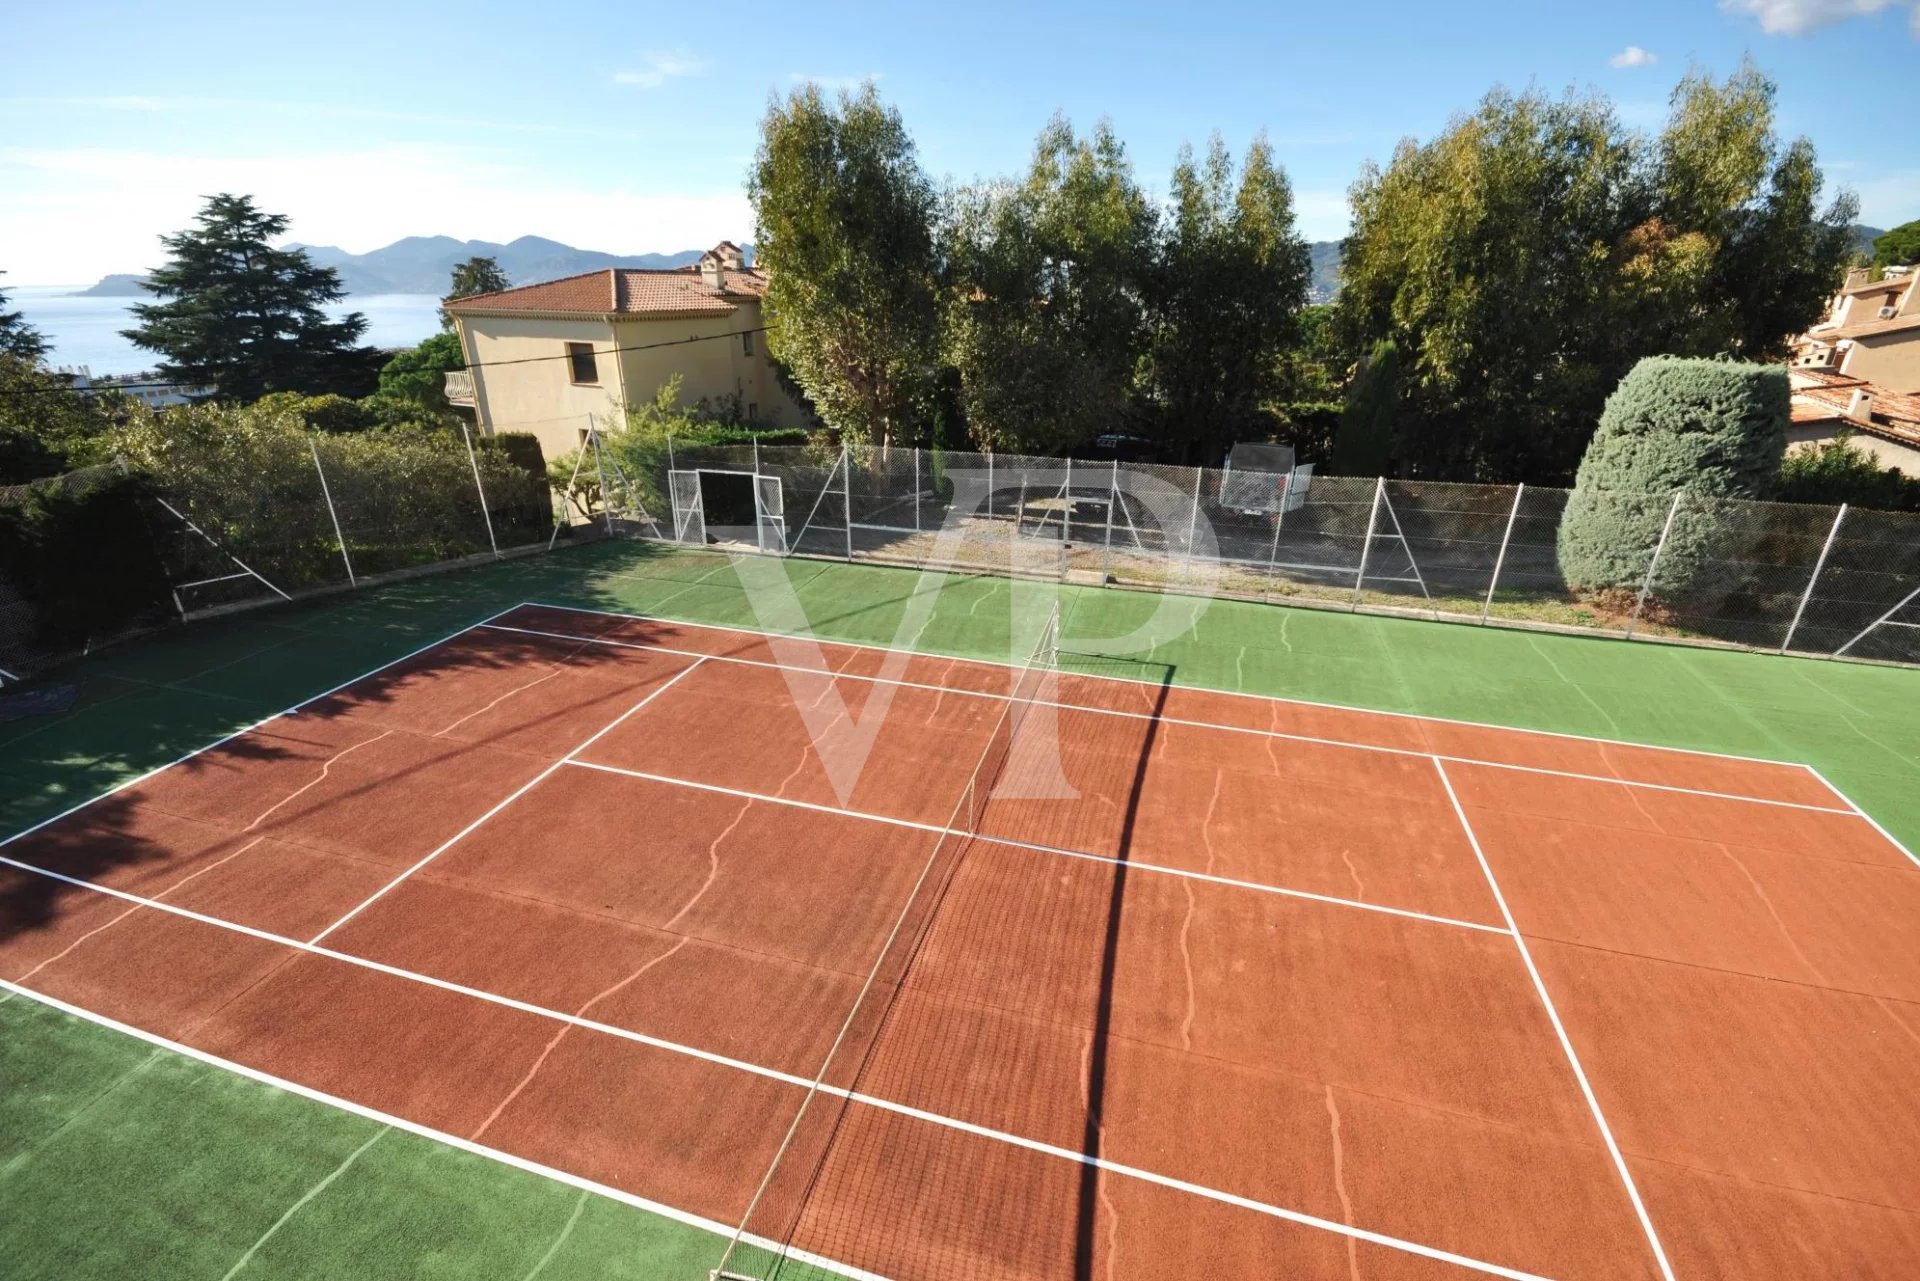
[4,601,1919,1281]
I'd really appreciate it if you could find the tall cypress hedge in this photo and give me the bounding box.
[1558,357,1788,596]
[1332,339,1399,476]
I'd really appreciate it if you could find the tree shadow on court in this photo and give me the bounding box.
[0,624,616,952]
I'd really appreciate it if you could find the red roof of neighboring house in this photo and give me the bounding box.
[1790,371,1920,449]
[446,265,767,318]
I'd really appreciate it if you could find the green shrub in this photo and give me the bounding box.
[1558,356,1788,595]
[0,467,173,662]
[1332,339,1399,476]
[1776,432,1920,513]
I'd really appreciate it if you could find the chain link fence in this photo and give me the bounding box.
[637,443,1920,666]
[7,435,1919,685]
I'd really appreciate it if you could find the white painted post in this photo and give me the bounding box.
[1262,473,1288,603]
[987,450,995,524]
[1627,491,1685,639]
[1184,467,1202,563]
[1351,476,1385,607]
[461,424,500,558]
[309,437,355,586]
[1101,460,1118,584]
[1835,580,1920,658]
[914,446,922,533]
[842,444,853,561]
[1781,504,1847,654]
[588,417,614,536]
[1481,483,1525,624]
[547,438,590,551]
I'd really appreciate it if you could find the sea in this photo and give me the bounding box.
[8,285,444,377]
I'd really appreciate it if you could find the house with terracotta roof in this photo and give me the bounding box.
[1788,368,1920,470]
[1790,264,1920,392]
[443,241,807,460]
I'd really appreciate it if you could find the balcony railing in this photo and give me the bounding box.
[444,371,475,406]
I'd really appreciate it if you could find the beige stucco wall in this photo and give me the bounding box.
[1839,333,1920,393]
[1787,422,1920,471]
[457,314,620,461]
[613,300,808,428]
[456,299,811,464]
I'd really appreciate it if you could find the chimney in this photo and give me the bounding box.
[699,252,724,290]
[1846,389,1874,425]
[1843,266,1871,291]
[715,241,744,271]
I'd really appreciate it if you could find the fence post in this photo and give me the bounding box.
[1481,483,1524,624]
[842,444,853,562]
[1262,473,1289,603]
[309,437,355,586]
[548,437,590,551]
[1102,460,1117,584]
[1626,491,1684,639]
[666,433,675,474]
[588,416,614,537]
[1184,467,1202,563]
[914,446,922,533]
[1351,476,1385,607]
[1781,504,1848,654]
[1835,581,1920,658]
[987,450,994,525]
[461,424,501,558]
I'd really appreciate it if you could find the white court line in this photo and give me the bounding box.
[0,860,1559,1281]
[0,978,885,1281]
[484,621,1856,817]
[562,758,1508,936]
[1432,758,1676,1281]
[1799,764,1920,871]
[520,598,1820,771]
[0,605,526,856]
[307,657,707,944]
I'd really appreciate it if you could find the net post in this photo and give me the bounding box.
[1781,503,1846,654]
[1351,476,1385,606]
[1627,490,1684,639]
[461,424,501,558]
[1101,460,1117,584]
[1481,483,1524,623]
[587,416,614,537]
[309,436,355,586]
[842,443,853,561]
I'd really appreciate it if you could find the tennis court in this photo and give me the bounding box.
[4,596,1918,1280]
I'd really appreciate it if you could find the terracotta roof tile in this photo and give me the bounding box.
[448,266,767,317]
[1791,378,1920,448]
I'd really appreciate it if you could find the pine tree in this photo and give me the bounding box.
[123,194,377,400]
[441,256,510,328]
[0,272,48,364]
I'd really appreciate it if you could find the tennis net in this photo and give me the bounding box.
[711,603,1063,1281]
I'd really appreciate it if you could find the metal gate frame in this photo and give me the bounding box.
[670,468,786,553]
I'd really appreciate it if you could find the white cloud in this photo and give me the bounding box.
[613,48,710,89]
[1720,0,1917,37]
[0,144,750,283]
[1608,45,1660,67]
[787,73,884,93]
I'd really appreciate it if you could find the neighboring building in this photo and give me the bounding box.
[1788,368,1920,470]
[443,241,808,461]
[1790,265,1920,391]
[58,366,212,408]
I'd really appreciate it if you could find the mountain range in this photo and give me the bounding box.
[73,235,745,298]
[69,224,1890,303]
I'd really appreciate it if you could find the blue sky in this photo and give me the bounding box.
[3,0,1916,283]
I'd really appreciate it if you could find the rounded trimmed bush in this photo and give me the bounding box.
[1558,356,1788,596]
